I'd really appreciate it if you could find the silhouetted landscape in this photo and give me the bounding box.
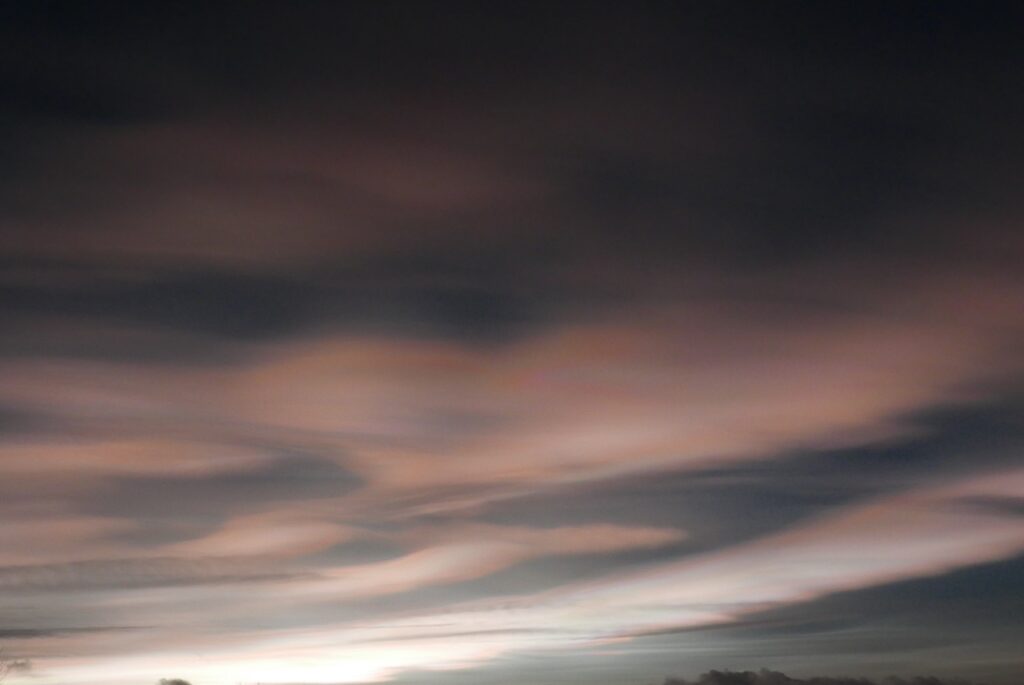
[665,671,987,685]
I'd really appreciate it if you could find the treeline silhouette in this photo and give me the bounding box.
[665,670,985,685]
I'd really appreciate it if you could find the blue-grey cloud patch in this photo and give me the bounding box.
[0,626,137,639]
[952,496,1024,518]
[0,262,325,342]
[0,402,55,438]
[0,557,308,593]
[479,392,1024,565]
[0,253,560,353]
[81,450,360,522]
[625,555,1024,685]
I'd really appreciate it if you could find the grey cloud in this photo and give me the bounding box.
[82,451,360,522]
[480,392,1024,566]
[631,555,1024,685]
[0,403,54,438]
[0,626,132,639]
[0,252,558,353]
[954,496,1024,518]
[555,105,954,267]
[0,557,306,592]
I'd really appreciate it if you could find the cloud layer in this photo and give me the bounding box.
[1,3,1023,685]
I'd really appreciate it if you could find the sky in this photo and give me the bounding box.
[1,2,1023,684]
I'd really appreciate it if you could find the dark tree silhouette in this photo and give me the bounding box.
[664,670,984,685]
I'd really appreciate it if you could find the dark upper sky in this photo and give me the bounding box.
[1,3,1023,685]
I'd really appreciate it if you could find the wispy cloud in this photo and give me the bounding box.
[2,3,1023,684]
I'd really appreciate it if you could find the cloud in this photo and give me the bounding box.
[0,557,300,593]
[255,522,685,604]
[225,288,1021,513]
[1,231,1022,685]
[0,515,137,565]
[231,469,1019,682]
[10,472,1019,684]
[0,627,127,639]
[1,4,1023,685]
[395,522,685,556]
[161,510,354,559]
[0,439,276,479]
[0,656,32,678]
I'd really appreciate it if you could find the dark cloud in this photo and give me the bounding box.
[0,253,557,351]
[0,3,1021,271]
[955,496,1024,518]
[0,626,133,639]
[558,105,956,266]
[0,403,54,438]
[0,261,324,342]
